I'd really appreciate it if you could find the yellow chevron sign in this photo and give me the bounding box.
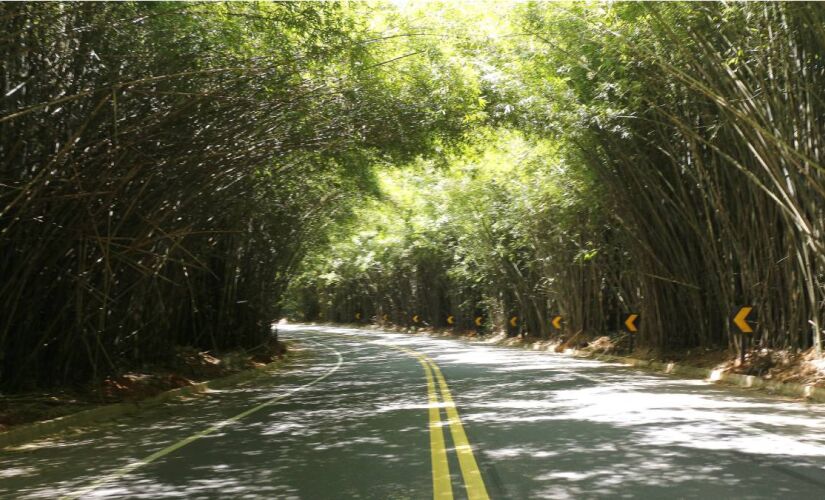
[355,312,361,321]
[509,316,518,328]
[382,314,389,321]
[474,316,483,327]
[551,315,562,330]
[447,315,455,325]
[412,314,420,323]
[732,306,754,334]
[624,313,639,333]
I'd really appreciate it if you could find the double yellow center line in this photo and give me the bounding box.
[396,345,490,500]
[63,332,484,499]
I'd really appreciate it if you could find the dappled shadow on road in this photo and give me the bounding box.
[292,325,825,499]
[348,327,825,499]
[5,324,825,499]
[0,335,433,499]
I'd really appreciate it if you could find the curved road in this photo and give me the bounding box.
[3,324,825,499]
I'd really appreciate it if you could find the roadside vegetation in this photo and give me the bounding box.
[287,1,825,370]
[0,2,478,392]
[1,1,824,397]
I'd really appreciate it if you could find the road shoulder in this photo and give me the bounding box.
[0,346,301,450]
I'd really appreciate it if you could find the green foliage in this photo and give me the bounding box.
[0,1,480,389]
[506,1,825,351]
[286,128,614,335]
[290,1,825,359]
[5,1,825,392]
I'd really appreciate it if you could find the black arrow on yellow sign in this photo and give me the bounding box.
[355,312,361,321]
[446,315,455,325]
[509,316,518,328]
[474,316,483,327]
[551,315,563,330]
[623,313,639,333]
[732,306,755,334]
[412,314,420,324]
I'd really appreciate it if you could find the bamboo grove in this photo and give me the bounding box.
[0,2,480,390]
[2,2,824,391]
[287,2,825,359]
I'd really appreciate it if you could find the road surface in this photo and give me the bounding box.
[3,324,825,499]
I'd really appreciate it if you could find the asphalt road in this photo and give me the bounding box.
[4,324,825,499]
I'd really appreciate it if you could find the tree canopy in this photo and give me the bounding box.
[287,1,825,359]
[1,1,823,389]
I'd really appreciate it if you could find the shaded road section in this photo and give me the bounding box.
[3,324,825,499]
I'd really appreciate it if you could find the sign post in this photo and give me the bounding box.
[509,315,519,337]
[732,306,755,365]
[623,313,639,353]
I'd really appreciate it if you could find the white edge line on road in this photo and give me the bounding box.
[61,339,343,500]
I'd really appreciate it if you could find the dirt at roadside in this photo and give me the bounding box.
[0,340,287,433]
[356,321,825,390]
[576,335,825,389]
[718,347,825,387]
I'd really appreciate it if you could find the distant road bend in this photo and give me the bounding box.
[4,324,825,499]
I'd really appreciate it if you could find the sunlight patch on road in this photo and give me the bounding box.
[484,446,559,460]
[0,466,37,479]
